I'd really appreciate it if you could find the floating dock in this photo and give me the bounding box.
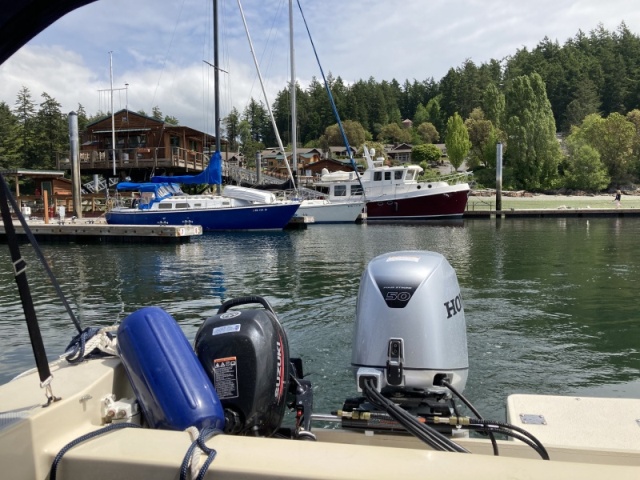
[0,221,202,244]
[464,208,640,219]
[284,216,313,230]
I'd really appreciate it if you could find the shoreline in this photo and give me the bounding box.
[467,191,640,211]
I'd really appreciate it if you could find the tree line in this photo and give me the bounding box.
[2,22,640,191]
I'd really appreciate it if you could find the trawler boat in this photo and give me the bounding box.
[314,147,470,221]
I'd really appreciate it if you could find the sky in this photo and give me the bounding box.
[2,0,640,135]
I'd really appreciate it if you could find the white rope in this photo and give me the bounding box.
[186,426,203,480]
[62,325,120,363]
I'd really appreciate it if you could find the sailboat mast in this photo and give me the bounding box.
[213,0,221,153]
[109,51,116,176]
[213,0,221,194]
[289,0,297,188]
[236,0,295,192]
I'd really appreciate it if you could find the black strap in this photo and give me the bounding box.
[0,173,82,333]
[0,173,52,386]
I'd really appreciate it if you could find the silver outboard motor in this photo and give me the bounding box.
[352,251,468,398]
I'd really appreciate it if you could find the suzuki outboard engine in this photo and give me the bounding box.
[194,296,290,437]
[346,251,468,432]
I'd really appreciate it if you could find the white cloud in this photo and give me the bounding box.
[2,0,640,133]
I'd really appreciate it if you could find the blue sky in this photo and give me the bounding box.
[2,0,640,134]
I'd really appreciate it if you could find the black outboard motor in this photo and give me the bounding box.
[194,296,290,436]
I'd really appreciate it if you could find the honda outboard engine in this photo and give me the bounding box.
[346,251,468,432]
[194,296,290,437]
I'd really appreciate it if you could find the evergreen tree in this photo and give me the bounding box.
[424,95,445,136]
[504,73,561,189]
[34,92,67,169]
[0,101,21,169]
[152,106,163,120]
[13,86,37,168]
[76,104,89,132]
[223,107,241,151]
[482,83,505,129]
[464,108,494,169]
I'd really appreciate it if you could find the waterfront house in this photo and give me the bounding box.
[56,110,218,182]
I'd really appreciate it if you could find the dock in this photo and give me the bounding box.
[464,208,640,219]
[0,220,202,244]
[285,216,313,230]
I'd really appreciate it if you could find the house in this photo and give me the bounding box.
[258,147,323,178]
[56,110,219,181]
[327,146,357,159]
[221,151,246,168]
[0,168,68,197]
[385,143,413,163]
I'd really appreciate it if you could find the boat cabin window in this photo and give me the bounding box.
[406,170,416,181]
[175,203,189,209]
[141,192,154,204]
[158,203,173,209]
[350,185,363,196]
[373,172,382,181]
[385,172,391,181]
[334,185,347,197]
[156,186,172,197]
[395,171,404,180]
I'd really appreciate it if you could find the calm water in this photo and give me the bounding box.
[1,218,639,422]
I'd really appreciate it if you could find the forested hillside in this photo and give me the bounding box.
[2,22,640,191]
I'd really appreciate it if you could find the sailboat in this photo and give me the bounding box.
[285,0,365,224]
[236,0,364,224]
[105,3,300,231]
[2,1,639,479]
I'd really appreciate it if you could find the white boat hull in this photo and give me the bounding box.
[1,357,639,479]
[294,199,364,224]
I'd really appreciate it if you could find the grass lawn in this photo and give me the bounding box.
[466,192,640,211]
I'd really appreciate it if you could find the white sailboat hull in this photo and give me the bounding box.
[294,199,364,224]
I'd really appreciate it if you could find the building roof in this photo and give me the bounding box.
[0,168,66,178]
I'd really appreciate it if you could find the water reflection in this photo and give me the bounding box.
[0,218,638,421]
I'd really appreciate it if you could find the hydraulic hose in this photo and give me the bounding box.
[363,378,469,453]
[441,378,499,456]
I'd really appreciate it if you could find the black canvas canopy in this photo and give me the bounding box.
[0,0,97,65]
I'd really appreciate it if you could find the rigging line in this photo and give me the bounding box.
[236,0,284,117]
[295,0,366,198]
[236,0,296,193]
[147,0,188,120]
[201,0,212,137]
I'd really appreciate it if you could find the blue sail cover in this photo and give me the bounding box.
[151,150,222,185]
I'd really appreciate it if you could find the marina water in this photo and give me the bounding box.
[1,218,639,422]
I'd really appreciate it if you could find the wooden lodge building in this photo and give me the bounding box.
[56,110,218,182]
